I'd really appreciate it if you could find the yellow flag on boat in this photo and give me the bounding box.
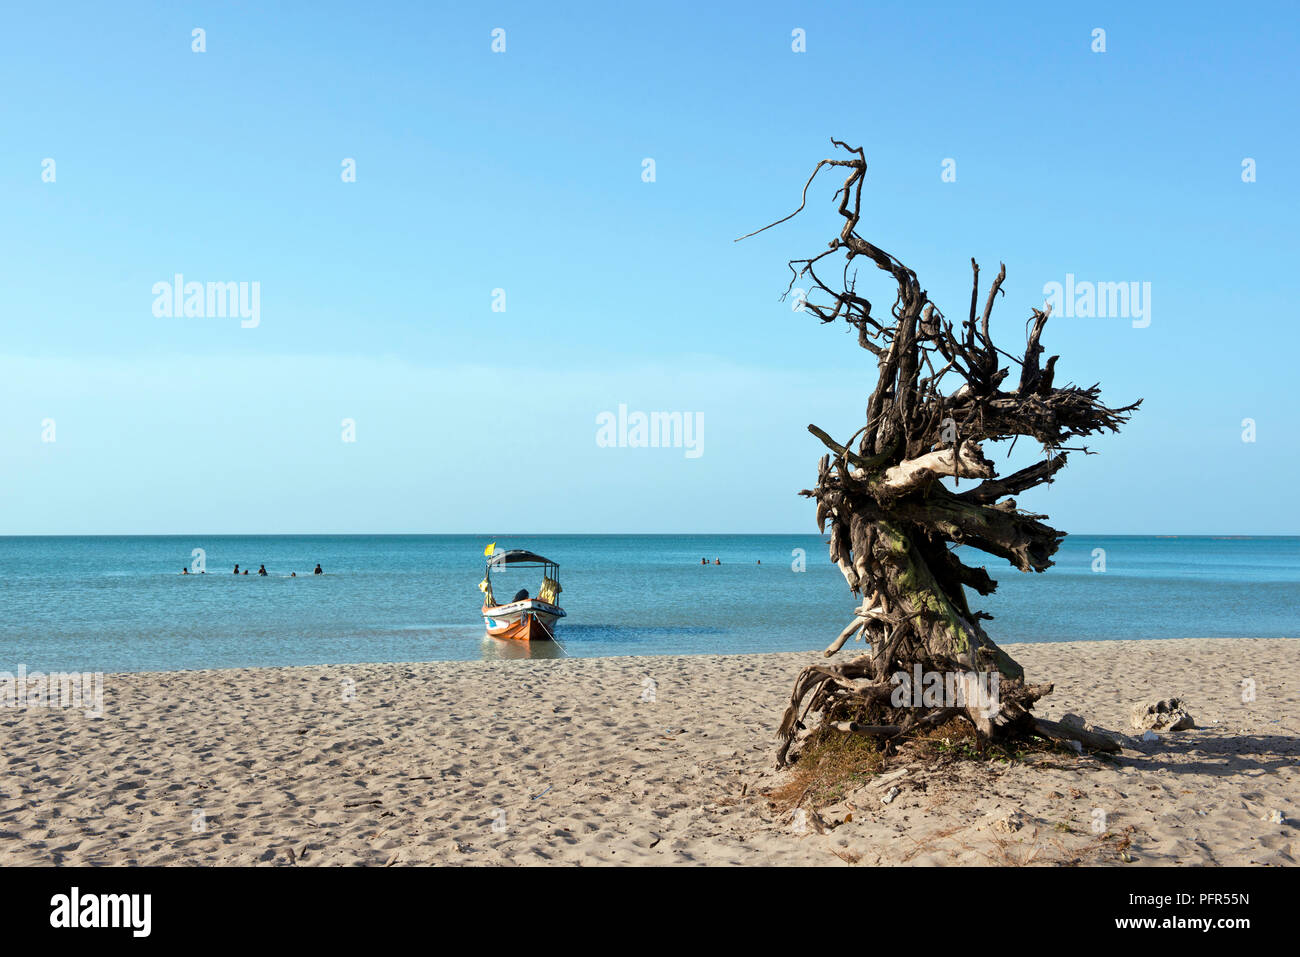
[484,542,496,557]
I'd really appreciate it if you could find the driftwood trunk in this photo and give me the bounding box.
[740,141,1139,765]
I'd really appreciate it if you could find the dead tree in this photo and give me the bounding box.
[738,140,1140,765]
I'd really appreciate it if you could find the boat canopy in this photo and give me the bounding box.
[486,549,557,568]
[481,548,563,608]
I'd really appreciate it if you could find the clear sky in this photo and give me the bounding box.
[2,1,1296,534]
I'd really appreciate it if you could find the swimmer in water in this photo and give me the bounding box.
[314,564,323,575]
[243,569,249,575]
[291,572,297,578]
[182,568,189,575]
[258,564,268,576]
[233,564,240,575]
[714,558,721,565]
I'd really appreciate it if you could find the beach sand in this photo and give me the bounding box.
[0,638,1295,866]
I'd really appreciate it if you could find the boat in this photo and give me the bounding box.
[479,546,566,642]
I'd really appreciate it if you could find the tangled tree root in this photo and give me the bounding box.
[777,653,1120,768]
[737,140,1136,771]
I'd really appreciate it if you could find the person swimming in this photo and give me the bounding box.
[182,567,189,575]
[233,564,240,575]
[291,572,297,577]
[258,564,268,576]
[314,564,323,575]
[700,558,707,565]
[243,569,249,575]
[714,558,721,565]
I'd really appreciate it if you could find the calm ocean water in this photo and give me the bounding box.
[0,535,1295,673]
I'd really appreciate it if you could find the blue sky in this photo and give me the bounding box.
[2,0,1296,534]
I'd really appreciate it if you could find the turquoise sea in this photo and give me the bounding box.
[0,535,1295,673]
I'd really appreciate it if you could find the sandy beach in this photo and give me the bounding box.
[0,637,1295,866]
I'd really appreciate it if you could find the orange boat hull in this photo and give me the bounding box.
[482,599,564,642]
